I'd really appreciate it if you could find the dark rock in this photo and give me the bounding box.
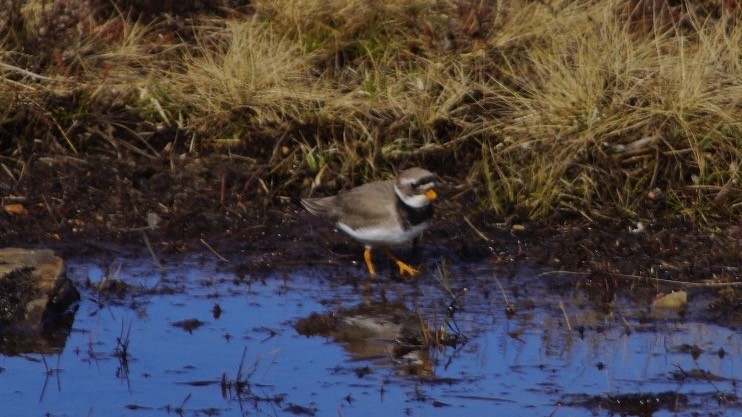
[0,248,80,355]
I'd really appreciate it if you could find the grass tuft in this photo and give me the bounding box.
[166,19,329,134]
[1,0,739,223]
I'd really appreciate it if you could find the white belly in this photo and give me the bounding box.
[336,221,428,246]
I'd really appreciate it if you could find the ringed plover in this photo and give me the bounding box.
[301,167,438,277]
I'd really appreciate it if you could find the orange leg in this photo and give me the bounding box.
[363,246,376,276]
[383,248,420,277]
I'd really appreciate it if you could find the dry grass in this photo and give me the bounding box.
[1,0,740,222]
[166,19,330,133]
[476,2,741,219]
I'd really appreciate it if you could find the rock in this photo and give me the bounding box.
[651,290,688,309]
[0,248,80,355]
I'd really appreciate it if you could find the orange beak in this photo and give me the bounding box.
[425,189,438,201]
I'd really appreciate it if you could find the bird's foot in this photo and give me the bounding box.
[395,260,420,277]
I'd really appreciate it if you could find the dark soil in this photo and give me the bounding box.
[1,154,740,322]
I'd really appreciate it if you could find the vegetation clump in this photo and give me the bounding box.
[1,0,739,224]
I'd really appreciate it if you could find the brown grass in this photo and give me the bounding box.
[1,0,739,223]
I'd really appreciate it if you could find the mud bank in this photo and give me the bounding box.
[0,155,739,320]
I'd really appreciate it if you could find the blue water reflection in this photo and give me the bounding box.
[0,254,737,416]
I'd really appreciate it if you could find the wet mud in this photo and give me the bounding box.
[2,156,739,329]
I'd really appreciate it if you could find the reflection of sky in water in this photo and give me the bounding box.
[0,255,737,416]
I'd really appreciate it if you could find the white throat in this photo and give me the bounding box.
[394,184,430,208]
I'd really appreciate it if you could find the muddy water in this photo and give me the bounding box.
[0,253,738,416]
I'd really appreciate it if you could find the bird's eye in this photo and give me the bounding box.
[411,182,419,189]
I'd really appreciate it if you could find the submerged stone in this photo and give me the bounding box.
[0,248,80,355]
[651,290,688,309]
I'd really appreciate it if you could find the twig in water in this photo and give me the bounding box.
[493,273,515,315]
[115,321,132,385]
[415,302,434,347]
[174,393,192,416]
[619,313,633,334]
[141,231,163,269]
[200,239,229,263]
[559,301,573,333]
[464,215,492,243]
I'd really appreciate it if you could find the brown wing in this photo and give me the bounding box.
[332,180,397,230]
[300,180,397,229]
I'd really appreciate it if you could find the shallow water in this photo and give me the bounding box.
[0,253,739,416]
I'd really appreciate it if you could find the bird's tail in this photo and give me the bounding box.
[300,195,336,218]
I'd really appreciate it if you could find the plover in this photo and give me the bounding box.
[301,167,438,277]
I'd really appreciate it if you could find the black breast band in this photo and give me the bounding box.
[396,196,433,227]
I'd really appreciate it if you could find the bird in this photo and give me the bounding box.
[300,167,438,277]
